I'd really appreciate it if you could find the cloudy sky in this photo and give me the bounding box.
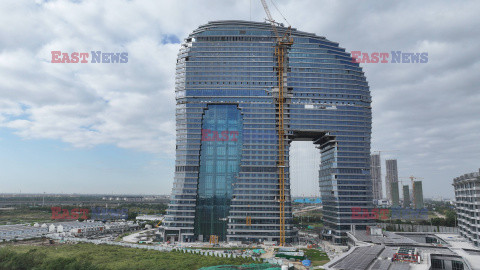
[0,0,478,199]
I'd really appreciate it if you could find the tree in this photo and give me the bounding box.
[445,210,456,227]
[127,212,138,221]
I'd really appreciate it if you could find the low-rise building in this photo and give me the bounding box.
[1,221,140,241]
[0,225,48,241]
[325,229,480,270]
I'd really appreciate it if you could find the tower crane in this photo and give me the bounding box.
[260,0,293,247]
[399,176,424,189]
[372,150,399,156]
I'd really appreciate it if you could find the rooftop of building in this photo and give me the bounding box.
[435,234,480,269]
[324,230,480,270]
[350,230,419,245]
[48,221,104,226]
[0,224,46,232]
[453,169,480,183]
[189,20,331,43]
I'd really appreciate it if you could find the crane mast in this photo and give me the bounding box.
[260,0,293,246]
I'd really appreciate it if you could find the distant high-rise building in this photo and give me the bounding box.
[391,182,400,207]
[413,181,424,209]
[161,21,374,245]
[453,169,480,247]
[370,154,383,200]
[385,159,399,204]
[403,185,411,208]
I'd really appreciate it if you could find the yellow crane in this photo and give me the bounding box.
[260,0,293,247]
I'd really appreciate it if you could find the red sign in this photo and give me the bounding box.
[51,207,89,220]
[201,129,239,142]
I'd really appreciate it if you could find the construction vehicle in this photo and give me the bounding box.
[260,0,293,247]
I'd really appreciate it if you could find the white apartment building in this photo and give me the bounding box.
[453,168,480,247]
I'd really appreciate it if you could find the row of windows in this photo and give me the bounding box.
[190,46,273,52]
[189,52,274,57]
[194,41,273,47]
[186,65,366,78]
[431,258,464,270]
[179,90,370,100]
[177,115,369,124]
[184,76,367,87]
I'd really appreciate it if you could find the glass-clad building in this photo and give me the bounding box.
[162,21,374,244]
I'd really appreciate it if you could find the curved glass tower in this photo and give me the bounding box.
[162,20,374,244]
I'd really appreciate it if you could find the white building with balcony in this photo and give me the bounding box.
[453,168,480,247]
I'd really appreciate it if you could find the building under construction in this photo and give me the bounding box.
[161,19,373,245]
[385,159,399,205]
[403,185,411,208]
[390,181,400,208]
[413,181,424,209]
[370,154,383,201]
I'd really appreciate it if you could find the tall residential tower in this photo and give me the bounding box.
[403,185,411,208]
[162,21,373,244]
[385,159,399,205]
[370,154,383,200]
[413,181,424,209]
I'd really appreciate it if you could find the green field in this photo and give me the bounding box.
[302,249,330,266]
[0,243,255,270]
[0,202,167,225]
[0,208,51,225]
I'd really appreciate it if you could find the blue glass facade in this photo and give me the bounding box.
[163,21,374,244]
[194,105,243,241]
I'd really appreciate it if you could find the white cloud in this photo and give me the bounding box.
[0,0,184,154]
